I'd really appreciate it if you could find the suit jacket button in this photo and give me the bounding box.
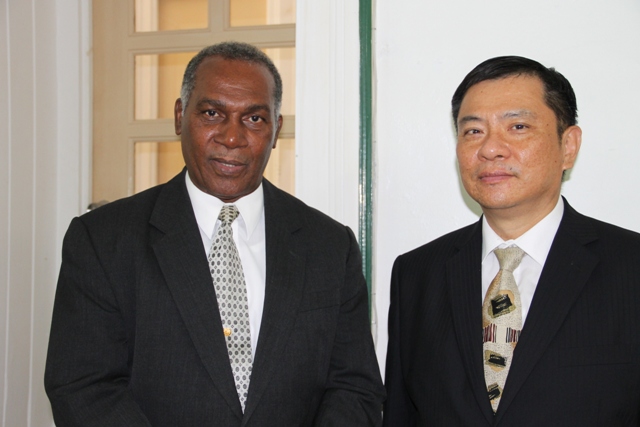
[223,328,232,337]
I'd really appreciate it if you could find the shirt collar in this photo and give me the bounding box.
[481,197,564,266]
[185,172,264,240]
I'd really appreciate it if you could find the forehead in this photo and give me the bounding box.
[192,56,276,99]
[459,75,549,117]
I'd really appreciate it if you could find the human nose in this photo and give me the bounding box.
[477,129,509,161]
[215,118,245,148]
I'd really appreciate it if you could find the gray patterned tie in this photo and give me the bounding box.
[482,246,525,413]
[208,205,253,412]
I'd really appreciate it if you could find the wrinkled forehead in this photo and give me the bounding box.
[192,57,277,107]
[196,56,274,84]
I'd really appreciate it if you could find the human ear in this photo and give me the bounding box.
[174,98,183,135]
[561,125,582,171]
[272,115,283,149]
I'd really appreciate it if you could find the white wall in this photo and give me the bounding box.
[373,0,640,374]
[0,0,91,425]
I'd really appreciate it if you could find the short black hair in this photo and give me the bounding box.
[451,56,578,137]
[180,41,283,116]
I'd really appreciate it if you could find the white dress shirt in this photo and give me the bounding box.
[185,173,266,351]
[481,197,564,324]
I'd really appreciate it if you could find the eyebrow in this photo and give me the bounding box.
[245,104,272,114]
[457,109,537,126]
[457,115,483,126]
[196,99,272,114]
[501,109,536,119]
[196,98,225,109]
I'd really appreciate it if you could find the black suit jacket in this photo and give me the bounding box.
[45,171,384,426]
[383,199,640,426]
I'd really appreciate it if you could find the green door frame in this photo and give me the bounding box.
[359,0,374,303]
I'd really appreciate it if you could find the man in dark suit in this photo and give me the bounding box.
[45,41,384,426]
[383,56,640,426]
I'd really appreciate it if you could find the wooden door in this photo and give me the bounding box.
[92,0,296,204]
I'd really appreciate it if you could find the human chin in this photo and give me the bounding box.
[475,190,517,210]
[207,183,246,202]
[217,175,262,200]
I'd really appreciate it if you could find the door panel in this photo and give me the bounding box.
[93,0,296,204]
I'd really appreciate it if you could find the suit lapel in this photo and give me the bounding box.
[241,180,306,425]
[149,171,244,419]
[447,220,496,424]
[495,200,599,423]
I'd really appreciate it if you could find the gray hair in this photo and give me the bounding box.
[180,41,283,116]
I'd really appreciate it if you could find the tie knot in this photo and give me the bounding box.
[218,205,240,224]
[494,246,525,272]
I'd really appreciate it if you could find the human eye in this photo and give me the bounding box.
[245,114,267,127]
[511,123,528,131]
[463,128,482,136]
[203,109,218,118]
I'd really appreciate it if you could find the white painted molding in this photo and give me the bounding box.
[295,0,361,233]
[56,0,92,252]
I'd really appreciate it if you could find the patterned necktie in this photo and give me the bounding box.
[208,205,253,412]
[482,246,525,413]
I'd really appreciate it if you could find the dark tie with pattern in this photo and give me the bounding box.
[208,205,253,412]
[482,246,525,413]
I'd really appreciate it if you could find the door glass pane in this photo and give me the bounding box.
[136,49,293,119]
[230,0,296,27]
[134,138,294,195]
[134,141,185,193]
[263,48,295,116]
[135,52,196,120]
[135,0,208,33]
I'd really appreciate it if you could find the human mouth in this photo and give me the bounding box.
[478,170,514,184]
[212,157,246,174]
